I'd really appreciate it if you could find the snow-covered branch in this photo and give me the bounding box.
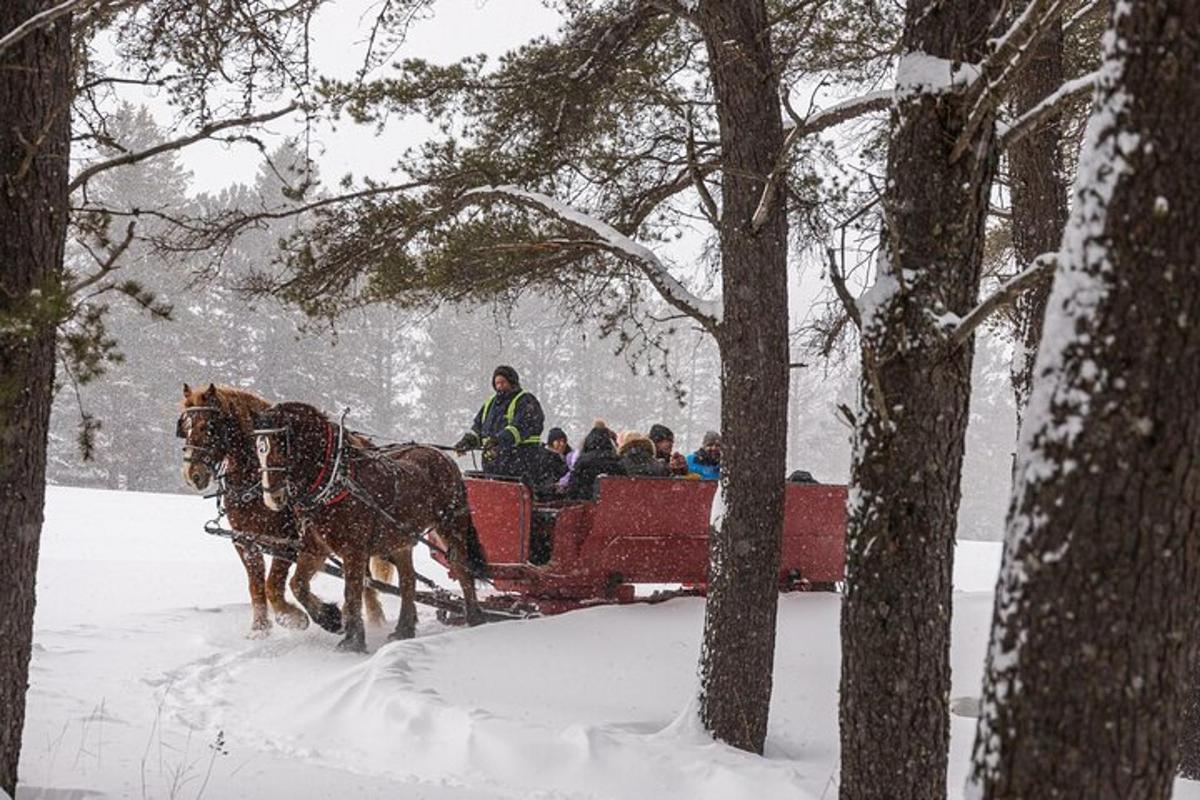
[751,89,892,232]
[999,70,1099,151]
[951,253,1057,346]
[951,0,1074,161]
[68,104,299,194]
[0,0,96,56]
[460,185,722,330]
[1063,0,1103,36]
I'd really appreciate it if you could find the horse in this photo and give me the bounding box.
[251,401,488,652]
[177,384,390,635]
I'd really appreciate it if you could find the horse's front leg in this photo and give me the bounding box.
[266,556,308,629]
[234,543,271,638]
[289,548,342,633]
[337,548,368,653]
[388,545,417,641]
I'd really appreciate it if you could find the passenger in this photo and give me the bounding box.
[618,431,669,477]
[685,431,722,481]
[533,427,571,499]
[566,425,628,500]
[648,423,689,476]
[453,365,545,484]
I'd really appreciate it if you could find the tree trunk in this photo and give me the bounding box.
[0,3,73,796]
[1008,9,1068,429]
[968,3,1200,797]
[694,0,789,755]
[839,1,999,797]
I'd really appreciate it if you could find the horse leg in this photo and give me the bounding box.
[289,549,342,633]
[387,546,417,641]
[337,548,368,653]
[235,543,271,638]
[266,556,308,629]
[362,557,391,628]
[447,517,486,627]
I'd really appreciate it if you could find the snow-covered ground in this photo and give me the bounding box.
[19,486,1200,799]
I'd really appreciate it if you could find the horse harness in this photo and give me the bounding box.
[178,404,264,506]
[251,413,474,577]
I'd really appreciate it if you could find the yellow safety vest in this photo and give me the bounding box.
[479,390,541,446]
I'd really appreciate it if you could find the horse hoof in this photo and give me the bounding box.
[387,628,415,642]
[314,603,343,633]
[246,627,271,640]
[336,635,367,653]
[276,609,309,630]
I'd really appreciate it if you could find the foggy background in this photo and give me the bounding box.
[47,1,1020,541]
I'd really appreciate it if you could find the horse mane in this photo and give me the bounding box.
[184,385,271,433]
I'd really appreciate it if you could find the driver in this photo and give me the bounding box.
[453,366,545,484]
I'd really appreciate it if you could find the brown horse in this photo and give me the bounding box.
[177,384,389,635]
[252,401,488,652]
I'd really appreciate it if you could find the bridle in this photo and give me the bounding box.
[253,408,351,510]
[177,405,231,472]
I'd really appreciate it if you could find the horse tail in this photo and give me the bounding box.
[463,516,489,580]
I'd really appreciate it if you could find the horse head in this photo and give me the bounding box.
[178,383,236,491]
[252,402,334,512]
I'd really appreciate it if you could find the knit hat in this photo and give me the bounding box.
[547,427,567,445]
[492,365,520,388]
[702,430,721,447]
[648,424,674,443]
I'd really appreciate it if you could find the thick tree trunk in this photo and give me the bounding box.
[1008,10,1068,429]
[0,4,73,795]
[969,3,1200,798]
[839,2,998,797]
[694,0,789,755]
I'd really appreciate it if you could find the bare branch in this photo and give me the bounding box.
[751,88,893,232]
[951,252,1057,346]
[67,221,137,295]
[685,110,720,228]
[951,0,1074,161]
[999,69,1098,151]
[68,103,298,194]
[826,246,862,330]
[460,185,722,332]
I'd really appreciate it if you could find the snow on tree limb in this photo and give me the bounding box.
[999,70,1099,151]
[0,0,99,56]
[751,89,893,232]
[1063,0,1103,35]
[459,185,722,330]
[68,103,299,194]
[952,0,1074,161]
[951,253,1057,347]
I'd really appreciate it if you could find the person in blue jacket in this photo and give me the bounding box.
[454,365,545,483]
[685,431,722,480]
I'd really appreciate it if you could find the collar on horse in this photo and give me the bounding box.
[255,408,354,511]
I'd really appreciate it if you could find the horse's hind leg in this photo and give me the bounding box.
[266,556,308,629]
[235,543,271,638]
[387,546,417,641]
[363,557,392,628]
[337,548,368,653]
[446,517,486,627]
[289,549,342,633]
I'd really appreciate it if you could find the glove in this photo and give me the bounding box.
[453,433,476,455]
[481,437,499,463]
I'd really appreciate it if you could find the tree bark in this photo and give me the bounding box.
[694,0,790,755]
[839,1,999,797]
[1008,8,1068,429]
[0,3,72,795]
[969,3,1200,797]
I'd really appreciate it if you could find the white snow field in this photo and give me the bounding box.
[18,486,1200,799]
